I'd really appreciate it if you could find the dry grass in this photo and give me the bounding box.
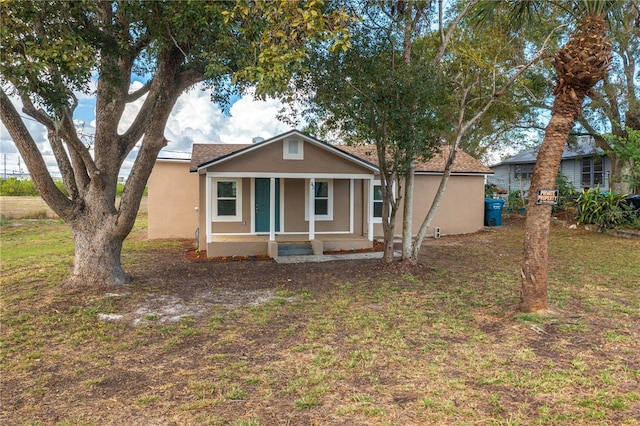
[1,216,639,425]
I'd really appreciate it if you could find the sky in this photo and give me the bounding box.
[0,81,294,179]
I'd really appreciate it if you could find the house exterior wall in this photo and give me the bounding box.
[374,174,486,237]
[208,139,373,175]
[198,174,207,249]
[560,156,611,192]
[486,164,513,193]
[147,160,199,240]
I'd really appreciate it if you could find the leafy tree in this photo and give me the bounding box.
[297,0,543,264]
[605,127,640,193]
[0,0,351,287]
[295,0,451,262]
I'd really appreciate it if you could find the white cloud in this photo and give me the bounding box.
[1,82,296,178]
[0,95,51,177]
[218,90,291,144]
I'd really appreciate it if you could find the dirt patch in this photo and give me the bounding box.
[96,289,288,327]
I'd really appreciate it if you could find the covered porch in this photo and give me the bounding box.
[204,174,375,258]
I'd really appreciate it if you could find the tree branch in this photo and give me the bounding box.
[20,94,95,192]
[19,95,56,131]
[0,89,73,217]
[433,0,480,65]
[126,81,152,102]
[48,128,79,199]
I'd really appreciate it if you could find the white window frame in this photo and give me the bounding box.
[283,138,304,160]
[212,178,242,222]
[305,179,333,221]
[371,179,394,224]
[372,180,383,224]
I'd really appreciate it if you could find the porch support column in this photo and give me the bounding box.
[367,177,373,241]
[309,178,315,241]
[349,179,354,234]
[269,177,276,241]
[206,175,212,243]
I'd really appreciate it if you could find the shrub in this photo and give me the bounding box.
[555,173,576,207]
[576,186,631,229]
[0,178,39,196]
[507,190,526,211]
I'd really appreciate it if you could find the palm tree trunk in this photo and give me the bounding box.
[520,102,582,312]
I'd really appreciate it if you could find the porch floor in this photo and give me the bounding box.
[210,234,370,243]
[274,251,398,264]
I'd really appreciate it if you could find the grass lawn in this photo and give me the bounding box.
[1,216,639,425]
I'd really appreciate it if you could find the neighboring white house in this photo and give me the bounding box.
[488,140,610,196]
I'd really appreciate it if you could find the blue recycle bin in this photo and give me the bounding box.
[484,198,505,226]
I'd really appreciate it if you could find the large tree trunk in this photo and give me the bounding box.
[70,223,128,287]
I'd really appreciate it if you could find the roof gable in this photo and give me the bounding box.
[191,130,377,173]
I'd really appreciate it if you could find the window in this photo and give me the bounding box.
[283,139,304,160]
[305,179,333,221]
[373,183,383,222]
[593,157,603,185]
[314,181,329,215]
[514,164,533,180]
[213,179,242,221]
[582,157,604,188]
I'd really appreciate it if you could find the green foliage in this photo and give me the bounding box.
[507,190,526,210]
[485,183,500,197]
[0,178,39,196]
[0,178,139,197]
[555,173,577,208]
[0,1,98,113]
[576,186,631,228]
[300,26,451,174]
[604,128,640,192]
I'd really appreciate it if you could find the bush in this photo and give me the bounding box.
[576,186,631,229]
[1,178,144,197]
[0,178,39,196]
[555,173,576,208]
[507,190,526,211]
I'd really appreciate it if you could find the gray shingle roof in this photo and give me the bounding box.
[493,140,602,166]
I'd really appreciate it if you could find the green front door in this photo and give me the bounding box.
[255,178,280,233]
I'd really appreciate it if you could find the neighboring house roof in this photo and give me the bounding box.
[189,130,491,175]
[492,141,604,167]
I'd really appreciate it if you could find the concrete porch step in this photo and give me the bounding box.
[278,243,313,256]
